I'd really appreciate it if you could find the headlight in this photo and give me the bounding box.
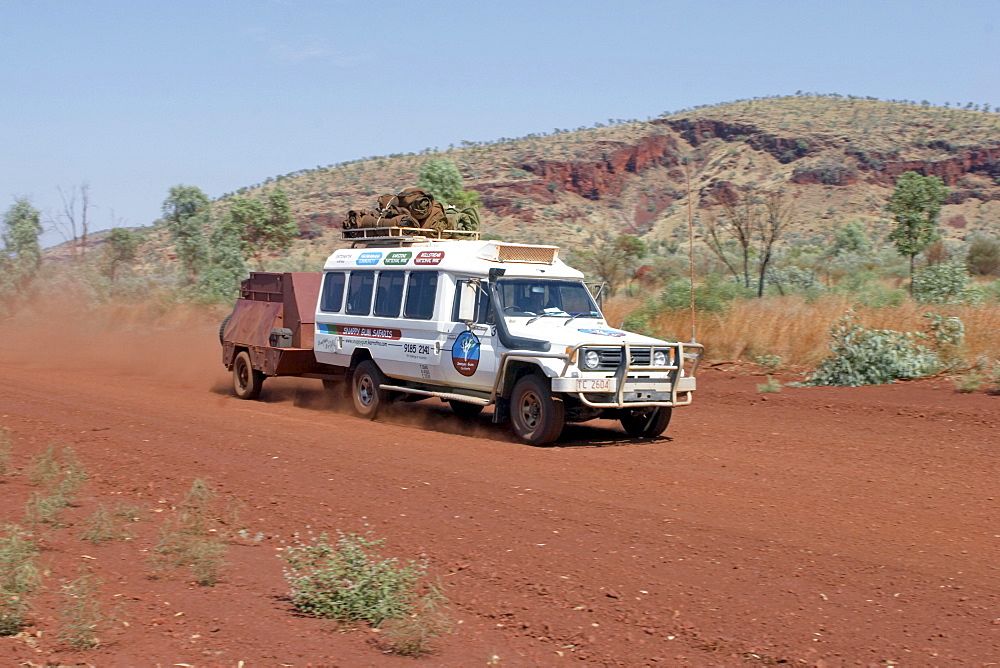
[653,350,668,367]
[581,350,601,370]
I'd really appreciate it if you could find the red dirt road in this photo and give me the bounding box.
[0,310,998,665]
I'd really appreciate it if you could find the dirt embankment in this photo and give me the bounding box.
[0,305,998,665]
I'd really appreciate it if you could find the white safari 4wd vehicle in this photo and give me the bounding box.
[221,234,703,446]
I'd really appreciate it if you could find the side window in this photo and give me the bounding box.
[320,272,345,312]
[404,271,438,320]
[374,271,405,317]
[452,280,491,323]
[346,271,375,315]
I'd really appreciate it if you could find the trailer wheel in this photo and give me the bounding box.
[233,350,264,400]
[449,400,484,418]
[620,407,672,438]
[351,360,385,419]
[509,375,564,446]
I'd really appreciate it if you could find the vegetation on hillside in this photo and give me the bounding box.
[8,95,1000,386]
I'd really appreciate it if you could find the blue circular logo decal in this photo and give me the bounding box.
[451,331,481,376]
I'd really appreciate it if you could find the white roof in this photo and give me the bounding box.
[322,240,584,279]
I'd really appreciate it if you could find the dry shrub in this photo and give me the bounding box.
[606,294,1000,366]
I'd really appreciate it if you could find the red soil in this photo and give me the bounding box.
[0,308,997,666]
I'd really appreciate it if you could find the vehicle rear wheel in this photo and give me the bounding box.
[351,360,386,419]
[620,406,672,438]
[449,400,484,418]
[509,375,564,446]
[233,350,264,400]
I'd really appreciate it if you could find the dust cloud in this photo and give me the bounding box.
[0,297,229,392]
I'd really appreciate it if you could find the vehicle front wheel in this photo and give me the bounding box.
[620,406,672,438]
[351,360,386,419]
[509,375,564,446]
[233,350,264,400]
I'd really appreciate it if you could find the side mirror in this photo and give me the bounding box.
[457,280,479,322]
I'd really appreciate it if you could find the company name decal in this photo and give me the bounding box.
[356,251,383,265]
[383,251,412,265]
[414,250,444,266]
[451,330,480,376]
[330,251,352,266]
[337,325,401,340]
[317,323,400,340]
[578,328,627,338]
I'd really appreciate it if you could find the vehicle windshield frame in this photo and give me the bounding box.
[497,277,602,319]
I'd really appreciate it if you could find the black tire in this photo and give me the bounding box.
[351,360,386,419]
[219,313,233,344]
[449,400,484,418]
[509,375,564,446]
[620,407,673,438]
[233,350,264,400]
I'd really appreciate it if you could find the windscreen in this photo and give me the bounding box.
[497,279,601,318]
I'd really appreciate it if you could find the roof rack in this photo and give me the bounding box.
[342,226,481,248]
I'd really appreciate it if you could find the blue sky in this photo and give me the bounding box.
[3,0,998,247]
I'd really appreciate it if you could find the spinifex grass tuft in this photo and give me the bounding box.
[151,479,227,586]
[80,502,142,544]
[0,427,11,478]
[57,570,103,649]
[24,446,88,526]
[0,525,41,636]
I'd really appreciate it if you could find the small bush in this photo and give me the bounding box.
[756,376,782,393]
[923,312,966,369]
[953,372,983,393]
[281,532,424,626]
[809,310,940,386]
[380,584,453,657]
[912,261,982,305]
[753,354,783,372]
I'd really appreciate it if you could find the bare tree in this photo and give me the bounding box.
[53,182,92,259]
[757,190,795,297]
[704,188,796,296]
[705,189,759,289]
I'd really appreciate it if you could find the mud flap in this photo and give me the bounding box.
[492,396,509,424]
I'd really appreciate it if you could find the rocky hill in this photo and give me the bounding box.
[244,96,999,253]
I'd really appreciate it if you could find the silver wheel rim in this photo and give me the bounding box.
[518,390,541,430]
[358,374,375,406]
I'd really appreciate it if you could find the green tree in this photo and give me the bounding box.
[831,220,872,255]
[103,228,140,282]
[1,198,44,289]
[162,185,210,284]
[417,159,480,208]
[227,188,299,269]
[195,215,247,303]
[886,171,949,290]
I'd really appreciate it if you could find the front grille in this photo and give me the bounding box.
[585,346,655,371]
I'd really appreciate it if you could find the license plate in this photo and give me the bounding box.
[576,378,615,392]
